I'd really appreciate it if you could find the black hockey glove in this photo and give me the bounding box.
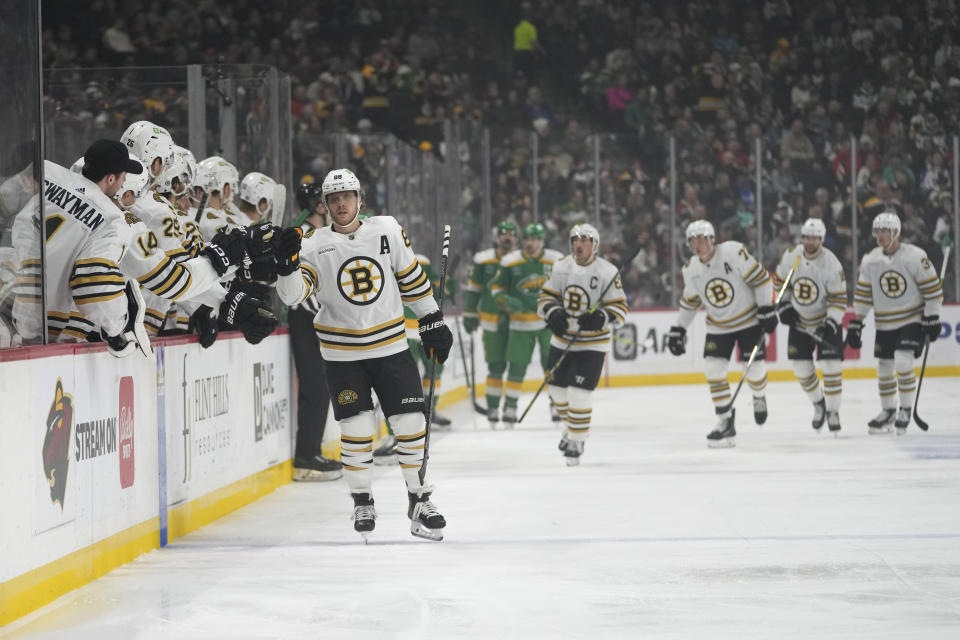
[757,305,778,334]
[219,285,278,345]
[666,325,686,356]
[776,299,799,327]
[188,305,218,349]
[813,317,842,348]
[419,310,453,364]
[922,314,941,342]
[202,228,247,277]
[545,307,569,337]
[845,318,863,350]
[274,226,303,276]
[576,308,608,332]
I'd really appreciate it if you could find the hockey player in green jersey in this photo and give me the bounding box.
[489,223,563,425]
[463,220,518,426]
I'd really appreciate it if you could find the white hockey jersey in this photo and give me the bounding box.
[276,216,439,361]
[774,245,848,331]
[193,206,242,242]
[536,254,628,353]
[677,241,773,334]
[854,242,943,329]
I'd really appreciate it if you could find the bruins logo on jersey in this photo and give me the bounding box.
[337,389,359,405]
[562,284,590,312]
[791,277,820,305]
[337,256,384,305]
[879,270,907,298]
[703,278,735,308]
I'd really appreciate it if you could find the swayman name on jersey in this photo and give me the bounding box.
[677,241,773,334]
[854,243,943,329]
[537,254,628,353]
[276,215,439,361]
[774,245,848,330]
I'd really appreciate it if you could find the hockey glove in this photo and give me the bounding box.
[462,313,479,334]
[576,308,608,332]
[274,226,303,276]
[776,299,799,327]
[813,317,842,348]
[497,294,524,313]
[757,305,778,334]
[921,314,941,342]
[545,307,569,337]
[218,285,278,345]
[188,305,218,349]
[666,325,686,356]
[202,228,247,277]
[845,318,863,350]
[102,281,152,358]
[419,310,453,364]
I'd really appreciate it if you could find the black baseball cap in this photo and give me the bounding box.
[83,139,143,180]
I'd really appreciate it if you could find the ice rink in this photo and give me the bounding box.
[3,378,960,639]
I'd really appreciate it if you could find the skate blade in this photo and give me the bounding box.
[293,469,343,482]
[359,531,371,544]
[868,426,893,435]
[410,522,444,541]
[564,456,581,466]
[707,438,736,449]
[895,427,908,436]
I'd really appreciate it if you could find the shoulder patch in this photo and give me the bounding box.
[206,212,218,220]
[124,212,141,225]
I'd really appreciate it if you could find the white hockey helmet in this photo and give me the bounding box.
[197,156,239,196]
[321,168,362,209]
[872,211,901,235]
[240,171,279,218]
[800,217,826,238]
[570,223,600,253]
[155,146,195,198]
[120,121,175,179]
[114,155,151,209]
[685,219,715,240]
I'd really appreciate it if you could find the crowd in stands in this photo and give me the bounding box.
[32,0,960,307]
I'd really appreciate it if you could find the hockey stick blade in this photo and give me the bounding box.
[913,245,950,431]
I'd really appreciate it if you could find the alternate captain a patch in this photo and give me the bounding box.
[338,256,384,305]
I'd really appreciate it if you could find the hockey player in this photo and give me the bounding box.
[490,222,563,425]
[237,172,280,224]
[537,223,627,464]
[774,218,848,434]
[462,220,518,426]
[275,168,453,541]
[666,220,777,448]
[847,212,943,434]
[193,157,243,241]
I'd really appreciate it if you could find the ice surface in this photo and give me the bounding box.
[4,379,960,639]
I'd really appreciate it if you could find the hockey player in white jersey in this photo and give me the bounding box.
[774,218,848,434]
[275,168,453,541]
[192,157,243,241]
[666,220,776,448]
[536,223,628,465]
[847,212,944,434]
[120,121,175,187]
[237,171,281,224]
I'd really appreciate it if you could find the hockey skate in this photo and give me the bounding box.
[351,493,377,543]
[867,408,896,435]
[562,439,584,466]
[707,409,736,448]
[292,455,343,482]
[501,406,517,429]
[558,433,570,453]
[894,407,912,435]
[753,396,768,426]
[811,399,826,431]
[372,435,397,465]
[487,408,499,430]
[408,491,446,541]
[827,411,841,436]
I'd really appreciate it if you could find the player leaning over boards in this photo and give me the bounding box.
[462,220,518,427]
[274,168,453,542]
[666,220,777,448]
[846,212,943,435]
[537,224,627,465]
[489,222,563,426]
[774,218,849,434]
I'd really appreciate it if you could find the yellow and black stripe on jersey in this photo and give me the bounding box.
[744,262,771,289]
[874,303,924,326]
[679,293,702,311]
[396,257,432,303]
[536,285,562,317]
[854,278,873,307]
[15,259,42,303]
[918,273,944,301]
[136,254,193,300]
[69,258,126,305]
[706,303,759,330]
[313,314,407,352]
[60,312,95,340]
[826,289,848,312]
[604,296,629,324]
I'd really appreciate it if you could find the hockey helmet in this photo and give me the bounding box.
[197,156,239,196]
[685,219,715,240]
[497,220,519,235]
[155,146,195,198]
[800,218,826,238]
[240,172,279,219]
[114,153,151,208]
[321,168,362,208]
[524,222,546,239]
[872,211,901,235]
[120,121,175,178]
[296,181,323,213]
[570,223,600,253]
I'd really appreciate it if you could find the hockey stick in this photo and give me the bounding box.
[193,191,209,224]
[716,255,801,415]
[419,225,451,485]
[517,245,641,424]
[468,331,487,415]
[455,317,486,415]
[914,245,951,432]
